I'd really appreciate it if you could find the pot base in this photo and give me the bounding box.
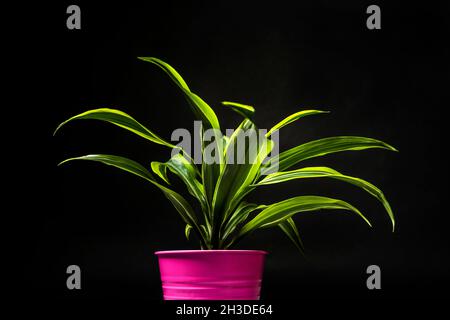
[155,250,267,300]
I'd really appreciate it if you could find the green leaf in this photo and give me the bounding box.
[279,218,305,253]
[137,57,190,91]
[185,224,193,240]
[201,128,224,207]
[221,202,261,243]
[212,120,275,246]
[138,57,222,227]
[188,92,221,130]
[54,108,177,149]
[167,153,200,181]
[263,136,398,174]
[213,121,273,215]
[239,195,371,237]
[161,188,205,246]
[58,154,207,247]
[151,161,170,184]
[59,154,156,181]
[224,136,273,222]
[155,154,210,234]
[199,225,210,248]
[221,135,230,152]
[165,154,209,217]
[266,110,328,137]
[138,57,220,130]
[209,119,259,246]
[138,57,221,211]
[256,166,395,231]
[212,120,256,215]
[221,101,255,120]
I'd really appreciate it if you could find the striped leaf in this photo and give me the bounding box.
[56,57,398,251]
[256,166,394,230]
[279,218,305,253]
[262,136,398,174]
[266,110,328,137]
[54,108,177,148]
[138,57,220,130]
[222,101,255,120]
[151,161,170,184]
[59,154,207,247]
[239,195,371,237]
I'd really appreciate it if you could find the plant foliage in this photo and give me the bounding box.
[55,57,397,251]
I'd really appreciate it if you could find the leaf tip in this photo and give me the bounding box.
[361,215,373,228]
[137,56,157,64]
[138,56,159,64]
[53,122,64,136]
[382,141,398,152]
[57,159,69,167]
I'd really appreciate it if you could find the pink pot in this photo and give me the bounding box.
[155,250,267,300]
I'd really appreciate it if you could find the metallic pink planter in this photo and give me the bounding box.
[155,250,267,300]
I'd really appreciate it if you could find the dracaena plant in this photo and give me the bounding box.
[55,57,397,252]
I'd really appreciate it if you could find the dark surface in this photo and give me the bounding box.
[12,0,449,305]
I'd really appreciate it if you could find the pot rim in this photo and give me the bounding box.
[155,249,268,255]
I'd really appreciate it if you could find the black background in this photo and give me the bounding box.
[12,0,449,306]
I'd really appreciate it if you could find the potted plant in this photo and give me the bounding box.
[55,57,396,300]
